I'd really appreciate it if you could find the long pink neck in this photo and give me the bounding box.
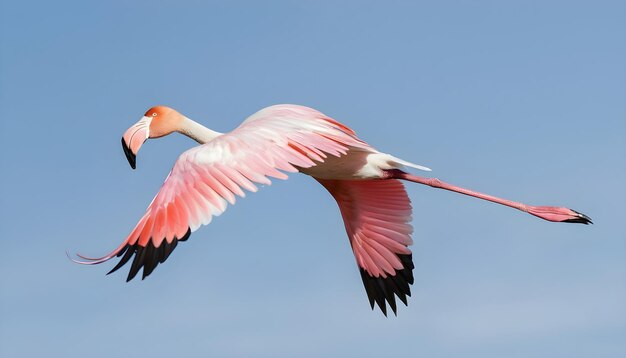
[178,117,222,144]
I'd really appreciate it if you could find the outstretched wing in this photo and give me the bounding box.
[317,178,414,316]
[73,105,369,281]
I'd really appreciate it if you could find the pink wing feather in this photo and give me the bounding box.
[317,178,415,316]
[74,105,369,281]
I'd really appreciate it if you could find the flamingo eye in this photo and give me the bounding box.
[152,113,157,117]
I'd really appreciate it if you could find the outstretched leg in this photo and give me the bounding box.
[384,169,592,224]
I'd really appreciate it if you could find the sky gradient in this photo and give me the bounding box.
[1,1,625,357]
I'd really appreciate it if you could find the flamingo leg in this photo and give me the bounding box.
[384,169,592,224]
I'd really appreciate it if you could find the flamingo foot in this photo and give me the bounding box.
[527,206,593,224]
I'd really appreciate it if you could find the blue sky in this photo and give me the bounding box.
[1,1,624,357]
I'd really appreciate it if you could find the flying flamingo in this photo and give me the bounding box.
[71,104,591,315]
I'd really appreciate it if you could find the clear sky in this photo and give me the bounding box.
[1,1,624,357]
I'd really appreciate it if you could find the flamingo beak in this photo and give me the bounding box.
[122,116,152,169]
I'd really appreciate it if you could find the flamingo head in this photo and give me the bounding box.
[122,105,183,169]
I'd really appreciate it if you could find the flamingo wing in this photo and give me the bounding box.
[74,105,368,281]
[317,178,414,316]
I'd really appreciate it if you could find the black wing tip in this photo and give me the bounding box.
[107,228,191,282]
[360,253,414,316]
[121,137,137,169]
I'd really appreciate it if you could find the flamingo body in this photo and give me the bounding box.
[73,104,591,316]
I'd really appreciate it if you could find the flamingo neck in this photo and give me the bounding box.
[178,116,222,144]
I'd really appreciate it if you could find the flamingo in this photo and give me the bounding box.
[71,104,591,316]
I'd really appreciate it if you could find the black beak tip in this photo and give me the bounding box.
[565,209,593,225]
[121,137,136,170]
